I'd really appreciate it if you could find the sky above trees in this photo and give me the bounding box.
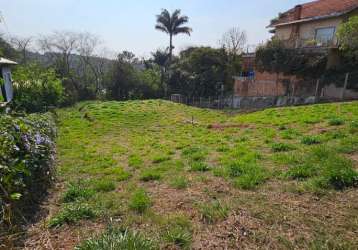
[0,0,309,57]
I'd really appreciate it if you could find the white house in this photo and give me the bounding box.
[0,57,17,103]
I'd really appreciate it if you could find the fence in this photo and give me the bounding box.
[170,72,358,110]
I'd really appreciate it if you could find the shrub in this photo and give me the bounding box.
[128,188,151,213]
[76,227,156,250]
[198,200,229,224]
[301,136,321,145]
[271,142,295,152]
[0,113,56,229]
[48,203,96,228]
[12,63,65,112]
[63,183,95,203]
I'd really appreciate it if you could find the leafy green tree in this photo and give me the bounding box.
[337,16,358,60]
[170,47,231,97]
[155,9,192,63]
[12,64,64,112]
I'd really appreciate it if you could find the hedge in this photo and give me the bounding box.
[0,112,56,232]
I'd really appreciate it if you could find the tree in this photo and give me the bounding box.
[220,27,247,56]
[169,47,230,97]
[9,36,32,63]
[337,16,358,60]
[151,48,169,94]
[155,9,192,63]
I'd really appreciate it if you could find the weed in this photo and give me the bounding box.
[48,203,96,228]
[182,146,207,161]
[163,214,192,249]
[328,117,345,126]
[337,137,358,154]
[62,183,95,203]
[198,200,229,224]
[301,136,321,145]
[92,179,116,192]
[140,170,161,182]
[129,188,151,213]
[128,154,143,168]
[271,143,295,152]
[189,161,210,172]
[152,154,171,163]
[170,176,189,189]
[76,227,156,250]
[349,120,358,134]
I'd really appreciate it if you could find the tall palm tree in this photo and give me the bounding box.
[155,9,192,63]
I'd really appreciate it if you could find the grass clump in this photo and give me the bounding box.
[62,183,95,203]
[189,161,210,172]
[128,154,143,168]
[152,154,171,163]
[198,200,229,224]
[286,146,358,190]
[182,146,207,161]
[128,188,151,213]
[76,226,156,250]
[92,179,116,192]
[271,142,295,152]
[170,176,189,189]
[48,203,96,228]
[337,137,358,154]
[328,117,345,126]
[227,160,267,189]
[163,214,192,249]
[349,120,358,134]
[301,136,321,145]
[140,169,161,182]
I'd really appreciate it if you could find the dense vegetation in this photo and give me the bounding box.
[28,100,357,249]
[0,112,56,233]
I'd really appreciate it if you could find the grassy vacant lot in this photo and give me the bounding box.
[26,100,358,249]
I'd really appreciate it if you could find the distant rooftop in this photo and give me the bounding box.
[0,57,18,65]
[270,0,358,27]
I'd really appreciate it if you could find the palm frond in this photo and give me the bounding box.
[173,16,189,28]
[173,26,192,36]
[155,24,169,34]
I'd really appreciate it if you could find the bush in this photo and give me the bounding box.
[0,113,56,229]
[76,227,156,250]
[12,63,65,112]
[128,188,151,213]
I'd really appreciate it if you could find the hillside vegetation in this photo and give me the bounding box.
[26,100,358,249]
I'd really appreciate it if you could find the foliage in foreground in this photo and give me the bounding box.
[0,113,56,230]
[76,226,157,250]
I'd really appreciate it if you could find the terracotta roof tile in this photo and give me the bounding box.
[271,0,358,26]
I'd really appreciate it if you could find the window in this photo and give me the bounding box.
[315,27,335,46]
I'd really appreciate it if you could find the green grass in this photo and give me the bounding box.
[198,200,229,224]
[54,100,358,248]
[76,227,156,250]
[170,176,189,189]
[48,203,96,228]
[128,188,151,213]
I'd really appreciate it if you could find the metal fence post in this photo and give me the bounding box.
[341,73,349,100]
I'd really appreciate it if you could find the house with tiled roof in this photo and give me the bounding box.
[232,0,358,108]
[268,0,358,48]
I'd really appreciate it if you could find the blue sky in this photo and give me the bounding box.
[0,0,310,57]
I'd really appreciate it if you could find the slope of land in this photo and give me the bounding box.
[25,100,358,249]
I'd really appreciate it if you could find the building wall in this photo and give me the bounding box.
[275,16,344,47]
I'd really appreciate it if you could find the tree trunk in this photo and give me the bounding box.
[169,34,173,64]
